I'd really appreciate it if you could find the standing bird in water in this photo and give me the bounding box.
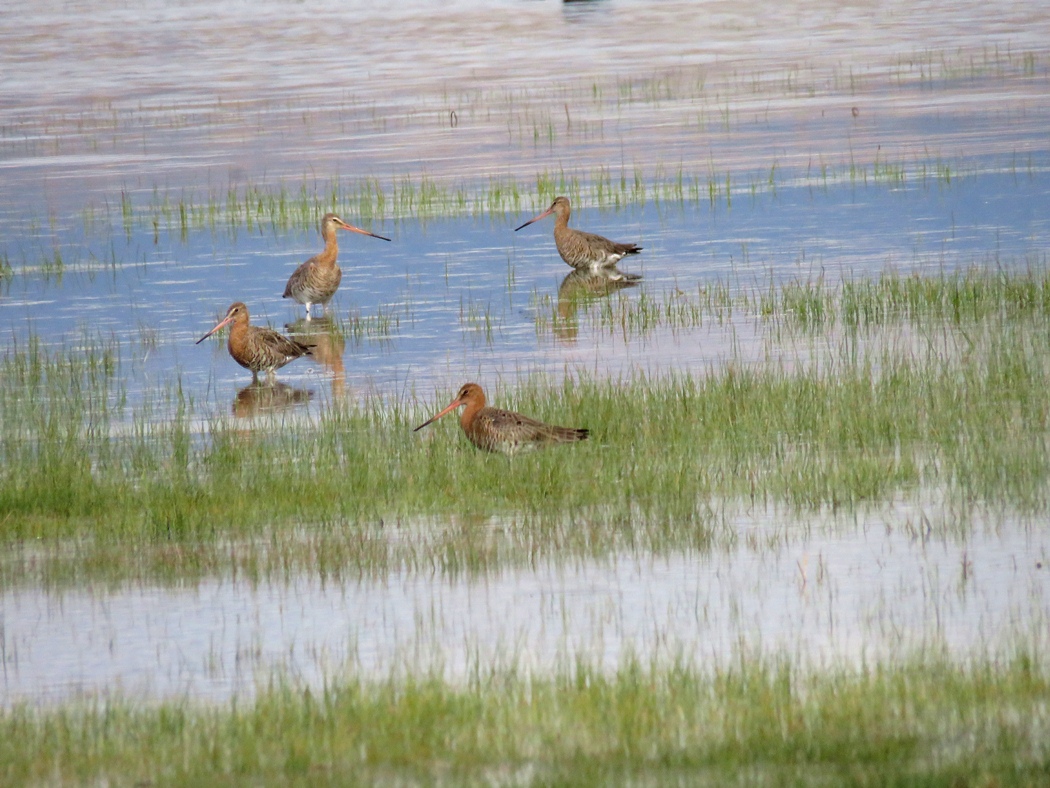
[514,196,642,272]
[196,302,312,382]
[283,212,390,319]
[414,382,588,455]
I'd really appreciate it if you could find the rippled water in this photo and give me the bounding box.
[2,0,1049,704]
[2,1,1048,419]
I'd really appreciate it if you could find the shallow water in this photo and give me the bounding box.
[2,0,1050,704]
[2,504,1047,705]
[2,171,1048,421]
[2,2,1048,419]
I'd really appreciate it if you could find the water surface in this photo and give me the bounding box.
[3,504,1046,705]
[1,0,1049,705]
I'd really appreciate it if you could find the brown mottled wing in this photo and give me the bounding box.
[468,406,588,454]
[555,226,642,269]
[283,257,343,306]
[242,326,312,373]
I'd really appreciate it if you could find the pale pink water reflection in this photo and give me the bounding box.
[2,503,1046,705]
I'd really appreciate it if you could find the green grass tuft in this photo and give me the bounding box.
[1,652,1046,785]
[2,268,1049,586]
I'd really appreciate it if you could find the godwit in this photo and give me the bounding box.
[514,196,642,271]
[283,212,390,319]
[413,382,588,455]
[196,301,312,381]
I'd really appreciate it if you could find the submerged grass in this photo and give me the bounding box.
[67,140,980,249]
[536,264,1050,339]
[1,651,1046,785]
[2,268,1049,586]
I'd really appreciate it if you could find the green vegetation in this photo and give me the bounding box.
[0,42,1010,255]
[2,38,1048,785]
[2,269,1048,588]
[2,652,1046,785]
[535,264,1050,337]
[78,150,971,242]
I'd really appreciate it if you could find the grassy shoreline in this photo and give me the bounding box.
[2,651,1046,785]
[1,268,1049,587]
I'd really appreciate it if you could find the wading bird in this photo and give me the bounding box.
[284,212,390,318]
[514,196,642,272]
[196,301,312,382]
[414,382,588,455]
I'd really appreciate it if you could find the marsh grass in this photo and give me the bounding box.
[67,48,1021,242]
[1,651,1046,784]
[2,268,1049,586]
[458,295,502,341]
[67,140,977,249]
[339,302,401,342]
[537,265,1050,339]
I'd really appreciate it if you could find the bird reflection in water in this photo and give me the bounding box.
[285,315,347,397]
[554,266,642,342]
[232,380,313,419]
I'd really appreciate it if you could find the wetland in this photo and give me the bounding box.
[2,0,1050,783]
